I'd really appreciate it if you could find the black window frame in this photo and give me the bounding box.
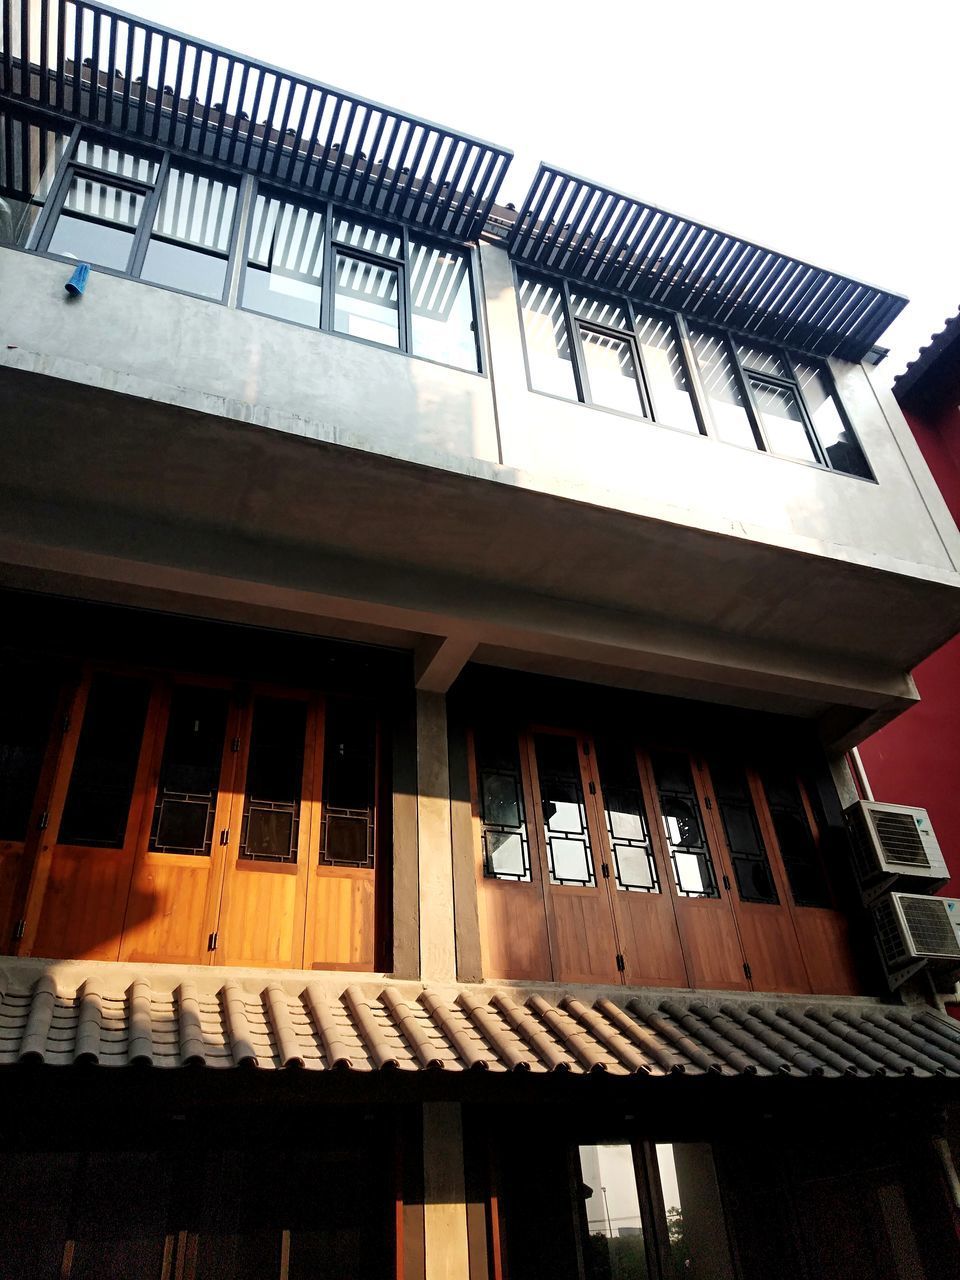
[31,125,243,306]
[516,267,708,435]
[516,265,876,482]
[239,186,485,373]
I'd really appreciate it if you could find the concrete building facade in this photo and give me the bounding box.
[1,3,960,1277]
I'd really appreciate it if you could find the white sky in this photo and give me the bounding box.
[119,0,958,382]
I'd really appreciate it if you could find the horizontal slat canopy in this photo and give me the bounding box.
[0,0,512,239]
[509,165,907,361]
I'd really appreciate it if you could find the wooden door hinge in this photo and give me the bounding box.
[208,931,218,952]
[13,920,25,942]
[704,796,712,810]
[219,829,229,845]
[38,810,49,831]
[588,780,596,795]
[601,862,610,879]
[722,873,731,891]
[616,953,626,973]
[231,737,241,753]
[61,713,71,735]
[743,961,752,982]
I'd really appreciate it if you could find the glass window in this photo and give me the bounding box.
[634,311,699,433]
[579,326,646,415]
[242,191,325,327]
[320,699,377,868]
[518,275,578,399]
[533,734,595,887]
[690,328,757,448]
[74,138,159,184]
[58,674,151,848]
[735,341,789,379]
[238,697,306,863]
[332,213,402,259]
[571,290,630,331]
[474,728,532,882]
[579,1145,650,1280]
[793,359,872,478]
[149,686,229,857]
[749,378,819,463]
[409,239,478,370]
[655,1144,736,1280]
[651,752,719,898]
[596,740,660,893]
[47,175,145,270]
[0,118,70,248]
[708,759,778,905]
[761,771,832,908]
[140,167,238,301]
[333,251,400,347]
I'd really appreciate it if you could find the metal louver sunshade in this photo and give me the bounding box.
[0,0,512,240]
[509,165,907,361]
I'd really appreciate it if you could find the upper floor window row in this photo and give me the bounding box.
[518,271,873,480]
[0,124,482,374]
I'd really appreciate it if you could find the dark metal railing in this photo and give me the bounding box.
[509,165,907,361]
[0,0,512,240]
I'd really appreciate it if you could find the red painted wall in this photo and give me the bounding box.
[858,394,960,889]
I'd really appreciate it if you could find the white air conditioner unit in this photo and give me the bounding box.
[872,892,960,991]
[844,801,949,903]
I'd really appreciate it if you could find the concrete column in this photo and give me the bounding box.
[422,1103,470,1280]
[416,690,456,982]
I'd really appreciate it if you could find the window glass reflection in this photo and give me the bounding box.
[580,327,645,415]
[0,122,70,248]
[475,728,531,882]
[635,312,699,432]
[651,752,719,898]
[534,734,595,887]
[571,291,630,331]
[596,740,660,893]
[333,252,400,347]
[519,275,577,399]
[332,214,402,259]
[655,1144,736,1280]
[140,240,227,299]
[579,1145,649,1280]
[735,341,788,378]
[409,239,477,370]
[793,360,872,478]
[690,328,757,448]
[749,378,818,462]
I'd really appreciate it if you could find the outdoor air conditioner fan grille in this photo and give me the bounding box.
[871,811,930,869]
[900,897,960,960]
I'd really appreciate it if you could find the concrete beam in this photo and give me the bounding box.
[415,633,477,693]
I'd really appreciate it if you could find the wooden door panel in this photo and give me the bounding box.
[549,890,622,984]
[733,908,810,993]
[216,861,305,967]
[477,881,552,981]
[673,898,749,990]
[616,893,689,988]
[119,854,216,964]
[0,843,24,950]
[31,847,130,960]
[795,911,861,996]
[304,869,375,970]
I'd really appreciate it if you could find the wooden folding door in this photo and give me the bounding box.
[22,668,159,961]
[698,757,810,993]
[213,689,317,968]
[118,677,239,965]
[470,725,554,981]
[587,738,689,988]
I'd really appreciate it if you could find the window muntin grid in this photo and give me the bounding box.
[320,699,377,869]
[595,740,660,893]
[533,734,596,888]
[149,685,230,857]
[650,751,719,899]
[707,759,778,905]
[475,728,532,882]
[238,697,306,864]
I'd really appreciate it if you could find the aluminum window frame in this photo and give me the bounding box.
[516,265,706,434]
[515,262,875,481]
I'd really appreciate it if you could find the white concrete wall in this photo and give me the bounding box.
[5,240,960,588]
[480,242,960,580]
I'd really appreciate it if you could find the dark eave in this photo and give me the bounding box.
[0,0,512,240]
[894,308,960,413]
[508,164,908,362]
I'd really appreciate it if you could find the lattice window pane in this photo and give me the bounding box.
[149,686,229,856]
[533,734,595,887]
[475,728,531,882]
[596,739,660,893]
[708,759,778,905]
[651,751,718,898]
[239,697,306,863]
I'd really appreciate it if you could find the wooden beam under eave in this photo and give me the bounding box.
[414,634,477,694]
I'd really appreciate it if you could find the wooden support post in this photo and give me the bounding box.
[422,1103,470,1280]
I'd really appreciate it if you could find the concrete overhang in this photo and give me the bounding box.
[1,361,958,751]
